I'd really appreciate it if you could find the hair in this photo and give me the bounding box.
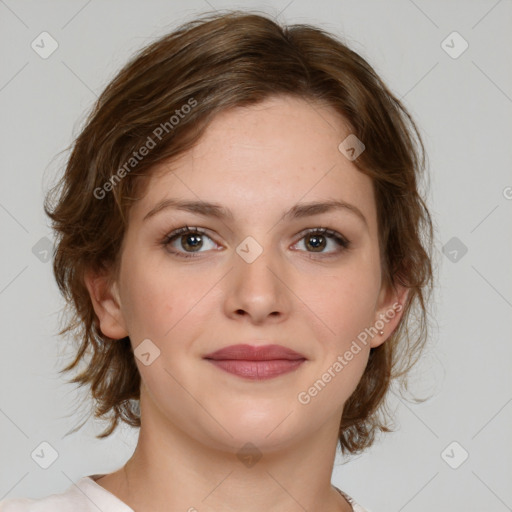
[44,9,435,455]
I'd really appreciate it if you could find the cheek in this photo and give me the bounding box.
[119,254,176,341]
[119,253,217,343]
[300,259,381,345]
[295,268,378,413]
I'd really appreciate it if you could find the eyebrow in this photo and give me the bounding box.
[143,198,368,226]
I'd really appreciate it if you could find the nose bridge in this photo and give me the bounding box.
[225,234,289,320]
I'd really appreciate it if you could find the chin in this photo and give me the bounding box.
[203,408,308,454]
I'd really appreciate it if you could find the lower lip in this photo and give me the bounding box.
[206,359,305,380]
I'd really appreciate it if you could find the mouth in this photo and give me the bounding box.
[203,343,307,381]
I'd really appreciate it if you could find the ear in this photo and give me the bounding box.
[84,269,129,340]
[369,281,409,349]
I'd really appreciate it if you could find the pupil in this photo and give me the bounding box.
[184,234,202,251]
[308,235,325,251]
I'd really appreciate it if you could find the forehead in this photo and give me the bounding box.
[131,95,376,230]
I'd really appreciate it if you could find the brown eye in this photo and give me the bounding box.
[179,232,204,252]
[294,228,351,256]
[162,226,217,258]
[305,233,327,252]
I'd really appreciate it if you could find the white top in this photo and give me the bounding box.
[0,474,369,512]
[334,486,369,512]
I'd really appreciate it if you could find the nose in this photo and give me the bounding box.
[223,240,291,325]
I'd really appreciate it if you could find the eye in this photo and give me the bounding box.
[292,227,351,256]
[161,226,351,260]
[161,226,219,259]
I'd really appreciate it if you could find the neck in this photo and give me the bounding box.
[97,390,352,512]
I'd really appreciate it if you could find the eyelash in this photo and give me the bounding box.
[160,225,351,260]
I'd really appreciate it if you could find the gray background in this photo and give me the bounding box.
[1,1,511,511]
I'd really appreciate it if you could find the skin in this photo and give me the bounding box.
[86,95,408,512]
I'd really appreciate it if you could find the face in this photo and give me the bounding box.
[89,95,405,453]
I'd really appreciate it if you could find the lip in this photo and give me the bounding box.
[204,344,306,361]
[203,344,306,380]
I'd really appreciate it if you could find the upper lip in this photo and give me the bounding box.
[204,344,306,361]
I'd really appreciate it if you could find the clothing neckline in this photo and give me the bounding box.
[81,474,135,511]
[83,475,361,512]
[332,484,364,511]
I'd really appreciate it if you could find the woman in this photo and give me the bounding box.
[0,10,434,512]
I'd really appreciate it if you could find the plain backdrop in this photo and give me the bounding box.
[1,1,511,511]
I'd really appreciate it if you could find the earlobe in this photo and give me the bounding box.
[370,284,409,349]
[84,269,129,340]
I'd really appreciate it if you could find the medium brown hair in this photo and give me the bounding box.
[45,10,434,455]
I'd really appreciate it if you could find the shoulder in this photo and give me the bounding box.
[333,485,371,512]
[0,477,101,512]
[0,494,89,512]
